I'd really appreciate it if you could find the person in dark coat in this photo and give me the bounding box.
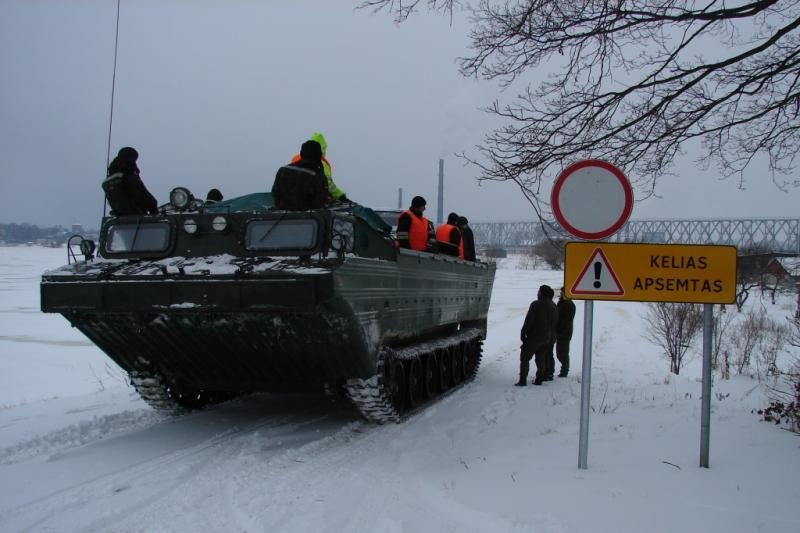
[555,287,577,377]
[457,215,476,261]
[515,284,558,386]
[102,147,159,216]
[271,140,330,210]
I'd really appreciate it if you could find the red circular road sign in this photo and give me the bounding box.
[551,160,633,240]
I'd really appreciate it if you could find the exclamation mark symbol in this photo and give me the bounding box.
[593,261,602,288]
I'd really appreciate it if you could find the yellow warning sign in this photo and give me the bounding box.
[564,242,737,304]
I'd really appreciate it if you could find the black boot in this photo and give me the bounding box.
[558,369,568,378]
[532,377,543,385]
[514,379,527,387]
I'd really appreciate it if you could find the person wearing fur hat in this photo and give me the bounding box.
[102,147,158,216]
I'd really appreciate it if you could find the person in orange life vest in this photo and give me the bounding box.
[396,196,432,252]
[436,212,462,257]
[289,132,347,202]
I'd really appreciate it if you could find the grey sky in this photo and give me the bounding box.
[1,0,797,229]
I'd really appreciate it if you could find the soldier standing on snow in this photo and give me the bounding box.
[555,287,576,378]
[515,284,557,386]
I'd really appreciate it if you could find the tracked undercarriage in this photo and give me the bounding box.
[346,329,483,423]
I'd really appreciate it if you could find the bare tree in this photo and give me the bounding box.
[644,302,703,374]
[364,0,800,215]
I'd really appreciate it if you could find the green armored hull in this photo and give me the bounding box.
[41,194,495,421]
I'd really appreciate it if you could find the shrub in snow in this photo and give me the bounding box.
[729,309,784,375]
[643,302,703,375]
[759,318,800,433]
[529,238,565,270]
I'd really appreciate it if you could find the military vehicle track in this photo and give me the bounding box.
[129,370,231,413]
[345,329,483,423]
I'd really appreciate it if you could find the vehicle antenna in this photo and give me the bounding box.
[103,0,122,218]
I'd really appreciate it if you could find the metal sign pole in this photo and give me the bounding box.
[578,300,594,469]
[700,303,713,468]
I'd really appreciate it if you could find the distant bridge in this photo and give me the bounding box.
[470,218,800,254]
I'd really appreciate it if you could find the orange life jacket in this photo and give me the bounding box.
[435,224,461,250]
[401,210,429,251]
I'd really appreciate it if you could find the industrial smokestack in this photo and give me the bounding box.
[397,187,403,209]
[437,159,444,225]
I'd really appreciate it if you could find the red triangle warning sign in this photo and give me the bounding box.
[571,248,624,296]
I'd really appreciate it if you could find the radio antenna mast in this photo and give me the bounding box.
[103,0,122,218]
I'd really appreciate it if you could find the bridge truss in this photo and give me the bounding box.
[471,218,800,254]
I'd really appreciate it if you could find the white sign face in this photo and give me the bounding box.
[551,160,633,240]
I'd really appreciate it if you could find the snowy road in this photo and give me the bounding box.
[1,393,359,532]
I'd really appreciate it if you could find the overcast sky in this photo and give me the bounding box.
[1,0,797,229]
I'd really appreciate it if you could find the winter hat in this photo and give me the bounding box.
[300,140,323,162]
[411,196,427,208]
[458,216,468,225]
[206,188,223,202]
[117,146,138,162]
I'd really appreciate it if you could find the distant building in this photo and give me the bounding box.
[764,256,800,288]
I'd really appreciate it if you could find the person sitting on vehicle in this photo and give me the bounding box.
[396,196,432,252]
[457,215,476,261]
[435,212,462,257]
[272,140,330,211]
[205,188,223,204]
[102,146,159,216]
[290,132,348,202]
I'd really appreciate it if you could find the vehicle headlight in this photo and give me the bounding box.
[212,216,228,232]
[170,187,194,209]
[183,218,198,234]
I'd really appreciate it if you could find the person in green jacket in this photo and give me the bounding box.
[290,132,347,202]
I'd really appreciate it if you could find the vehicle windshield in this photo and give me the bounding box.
[105,222,171,253]
[245,219,318,251]
[373,209,403,229]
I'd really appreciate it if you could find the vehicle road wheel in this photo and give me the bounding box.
[407,357,424,408]
[463,340,478,378]
[450,345,463,385]
[422,354,438,400]
[437,349,450,391]
[386,358,407,413]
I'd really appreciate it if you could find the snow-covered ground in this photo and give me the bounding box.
[0,246,798,532]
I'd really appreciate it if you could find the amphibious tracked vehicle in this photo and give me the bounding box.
[41,190,496,422]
